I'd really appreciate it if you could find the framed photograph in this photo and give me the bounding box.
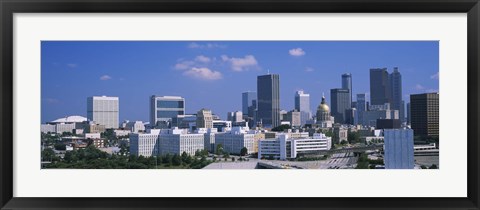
[1,0,479,209]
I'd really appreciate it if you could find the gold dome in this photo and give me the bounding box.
[317,96,330,112]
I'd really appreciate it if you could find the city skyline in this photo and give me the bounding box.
[41,41,439,123]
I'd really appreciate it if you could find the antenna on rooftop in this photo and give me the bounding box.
[267,69,270,75]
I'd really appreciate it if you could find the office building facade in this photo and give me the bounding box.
[342,73,353,106]
[410,93,439,137]
[257,74,280,128]
[150,96,185,127]
[242,91,257,117]
[330,88,351,124]
[384,129,414,169]
[87,96,119,129]
[370,68,391,106]
[196,109,213,129]
[295,90,312,126]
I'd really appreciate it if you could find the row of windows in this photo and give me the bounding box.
[157,100,184,109]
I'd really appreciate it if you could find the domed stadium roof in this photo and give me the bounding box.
[50,115,87,123]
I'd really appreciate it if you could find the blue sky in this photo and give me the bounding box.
[41,41,439,123]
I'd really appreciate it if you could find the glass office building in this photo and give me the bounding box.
[150,96,185,127]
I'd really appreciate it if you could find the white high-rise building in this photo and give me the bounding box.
[384,129,414,169]
[295,90,311,126]
[87,96,119,129]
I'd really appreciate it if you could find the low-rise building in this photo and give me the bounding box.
[215,127,255,155]
[384,128,414,169]
[160,128,204,156]
[258,133,331,160]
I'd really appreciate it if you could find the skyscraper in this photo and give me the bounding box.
[257,74,280,128]
[294,90,311,126]
[342,73,352,107]
[390,67,403,117]
[87,96,119,129]
[356,93,366,125]
[410,93,439,137]
[370,68,391,106]
[330,88,350,124]
[196,109,213,129]
[407,102,411,125]
[150,96,185,127]
[242,91,257,117]
[401,100,406,123]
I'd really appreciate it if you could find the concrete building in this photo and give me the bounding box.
[215,127,255,155]
[363,103,399,127]
[125,121,145,133]
[160,128,204,156]
[171,114,196,129]
[342,73,353,107]
[150,96,185,128]
[41,124,56,133]
[129,129,161,157]
[330,88,350,124]
[196,128,218,153]
[295,90,312,126]
[345,108,356,125]
[376,119,401,129]
[384,129,414,169]
[212,120,232,132]
[87,96,119,129]
[258,133,331,160]
[333,126,348,144]
[196,109,213,129]
[410,93,439,137]
[286,109,301,127]
[227,111,244,123]
[407,102,411,125]
[257,74,280,128]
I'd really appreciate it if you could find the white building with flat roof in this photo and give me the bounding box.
[214,127,255,155]
[384,128,414,169]
[87,96,119,129]
[160,128,204,156]
[129,129,161,157]
[258,133,331,160]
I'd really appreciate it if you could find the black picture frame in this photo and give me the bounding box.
[1,0,479,209]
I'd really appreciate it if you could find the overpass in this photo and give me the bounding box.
[297,144,384,157]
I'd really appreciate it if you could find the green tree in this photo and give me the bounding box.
[271,124,290,132]
[54,143,66,150]
[172,154,182,166]
[240,147,248,156]
[348,131,361,144]
[429,164,438,169]
[216,144,224,155]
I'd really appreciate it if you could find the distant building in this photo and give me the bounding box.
[196,109,213,129]
[215,127,255,155]
[345,108,356,125]
[390,67,403,119]
[227,111,243,123]
[242,91,257,117]
[295,90,312,126]
[150,96,185,128]
[316,95,334,128]
[41,115,89,134]
[286,109,301,127]
[330,88,350,124]
[87,96,119,129]
[410,93,439,137]
[407,102,411,125]
[376,119,401,129]
[160,128,204,156]
[124,121,145,133]
[129,129,161,157]
[356,94,367,125]
[196,128,218,153]
[258,133,331,160]
[257,74,280,128]
[384,129,414,169]
[362,103,399,126]
[370,68,391,106]
[342,73,353,107]
[333,126,348,144]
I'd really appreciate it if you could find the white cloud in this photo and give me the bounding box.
[289,48,306,56]
[414,84,425,90]
[174,60,195,70]
[66,63,78,68]
[221,55,259,72]
[430,72,439,80]
[183,67,222,80]
[100,75,112,81]
[305,67,314,72]
[195,55,211,63]
[188,42,226,49]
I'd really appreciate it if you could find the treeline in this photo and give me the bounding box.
[43,146,212,169]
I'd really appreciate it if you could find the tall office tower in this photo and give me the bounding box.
[400,100,406,123]
[410,93,439,137]
[196,108,213,129]
[242,91,257,117]
[384,129,414,169]
[356,93,366,125]
[150,96,185,127]
[370,68,392,106]
[342,73,353,107]
[330,88,351,124]
[294,90,311,126]
[407,102,411,125]
[257,74,280,128]
[227,111,243,123]
[390,67,403,118]
[87,96,119,129]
